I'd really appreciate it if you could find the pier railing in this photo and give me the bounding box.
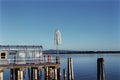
[0,55,57,65]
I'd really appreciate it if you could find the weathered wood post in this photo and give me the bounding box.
[54,68,57,80]
[0,71,3,80]
[31,67,33,80]
[68,58,74,80]
[34,68,39,80]
[70,58,74,80]
[18,68,23,80]
[45,67,48,80]
[48,68,53,80]
[15,68,18,80]
[28,68,31,80]
[68,58,71,80]
[63,69,66,80]
[10,69,14,80]
[97,58,105,80]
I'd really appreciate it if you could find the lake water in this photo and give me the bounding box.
[3,53,120,80]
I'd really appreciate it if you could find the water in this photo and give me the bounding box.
[3,53,120,80]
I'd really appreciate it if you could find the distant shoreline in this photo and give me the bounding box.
[44,51,120,54]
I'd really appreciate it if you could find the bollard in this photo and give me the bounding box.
[97,58,105,80]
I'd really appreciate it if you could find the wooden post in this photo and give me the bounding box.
[63,69,66,80]
[28,68,30,80]
[34,68,39,80]
[23,69,26,80]
[57,68,60,80]
[15,68,18,80]
[48,68,52,80]
[68,58,71,80]
[10,69,14,80]
[97,58,105,80]
[70,58,74,80]
[0,71,3,80]
[45,67,48,80]
[31,67,33,80]
[18,68,23,80]
[54,68,57,80]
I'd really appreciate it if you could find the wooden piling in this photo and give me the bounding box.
[97,58,105,80]
[10,69,14,80]
[57,68,60,80]
[68,58,74,80]
[28,68,31,80]
[15,69,18,80]
[48,68,52,80]
[54,68,57,80]
[0,71,3,80]
[63,69,66,80]
[70,58,74,80]
[45,67,49,80]
[68,58,71,80]
[18,68,23,80]
[31,67,33,80]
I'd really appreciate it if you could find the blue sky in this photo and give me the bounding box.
[0,0,120,50]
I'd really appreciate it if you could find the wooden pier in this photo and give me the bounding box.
[0,56,60,80]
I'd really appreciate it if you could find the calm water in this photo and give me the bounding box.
[3,53,120,80]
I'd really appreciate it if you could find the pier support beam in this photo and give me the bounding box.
[97,58,105,80]
[10,69,14,80]
[34,68,39,80]
[0,71,3,80]
[15,69,18,80]
[45,67,48,80]
[18,68,23,80]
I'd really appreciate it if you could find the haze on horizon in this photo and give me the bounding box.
[0,0,120,51]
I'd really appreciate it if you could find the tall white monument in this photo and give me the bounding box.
[55,29,61,54]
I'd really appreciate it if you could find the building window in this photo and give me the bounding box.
[1,53,6,59]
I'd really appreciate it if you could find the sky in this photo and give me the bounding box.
[0,0,120,51]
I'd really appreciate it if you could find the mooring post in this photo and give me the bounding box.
[54,68,57,80]
[15,68,18,80]
[63,69,66,80]
[0,71,3,80]
[34,68,39,80]
[68,58,71,80]
[28,68,31,80]
[70,58,74,80]
[10,69,14,80]
[97,58,105,80]
[45,67,48,80]
[23,68,26,80]
[48,68,52,80]
[18,68,23,80]
[31,67,33,80]
[57,68,60,80]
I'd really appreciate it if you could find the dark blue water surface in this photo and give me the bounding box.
[3,53,120,80]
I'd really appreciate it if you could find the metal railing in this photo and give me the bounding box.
[0,56,56,65]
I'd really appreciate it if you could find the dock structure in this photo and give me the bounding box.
[0,45,60,80]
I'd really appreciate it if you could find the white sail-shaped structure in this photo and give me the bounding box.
[55,29,62,45]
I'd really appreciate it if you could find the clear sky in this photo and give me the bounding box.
[0,0,120,51]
